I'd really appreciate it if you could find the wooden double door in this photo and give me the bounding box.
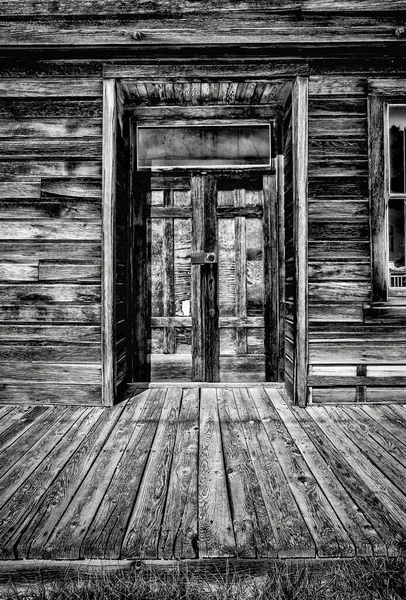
[134,170,275,382]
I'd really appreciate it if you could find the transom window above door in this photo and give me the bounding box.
[137,124,271,169]
[388,105,406,290]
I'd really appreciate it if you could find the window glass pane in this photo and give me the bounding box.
[389,105,406,194]
[137,125,271,169]
[388,198,406,287]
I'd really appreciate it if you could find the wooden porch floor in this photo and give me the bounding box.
[0,387,405,561]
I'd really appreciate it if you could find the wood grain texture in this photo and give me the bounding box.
[270,392,384,556]
[122,388,181,558]
[292,76,308,407]
[199,388,235,557]
[158,388,199,559]
[255,388,355,557]
[101,78,116,406]
[217,388,277,557]
[0,407,102,559]
[235,387,314,558]
[19,403,126,558]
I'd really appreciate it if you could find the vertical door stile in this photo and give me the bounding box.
[235,188,248,355]
[191,174,220,382]
[163,189,176,354]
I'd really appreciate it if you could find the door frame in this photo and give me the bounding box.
[101,75,298,404]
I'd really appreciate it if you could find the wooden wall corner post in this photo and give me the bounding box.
[102,78,117,406]
[368,92,388,303]
[292,76,309,408]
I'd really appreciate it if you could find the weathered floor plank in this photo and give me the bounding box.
[217,387,278,558]
[255,389,355,558]
[303,405,406,556]
[0,406,51,456]
[199,387,235,558]
[158,388,199,560]
[122,388,182,559]
[82,389,166,559]
[0,408,100,559]
[0,388,404,561]
[19,403,127,559]
[271,391,385,557]
[234,387,315,558]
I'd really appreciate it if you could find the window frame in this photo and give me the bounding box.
[368,79,406,302]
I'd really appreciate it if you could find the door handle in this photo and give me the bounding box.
[191,251,217,264]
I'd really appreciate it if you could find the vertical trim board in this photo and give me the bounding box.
[292,76,309,407]
[102,78,117,406]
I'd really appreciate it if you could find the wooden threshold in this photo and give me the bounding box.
[128,382,284,388]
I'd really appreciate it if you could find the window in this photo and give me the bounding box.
[136,124,271,169]
[388,105,406,289]
[368,79,406,302]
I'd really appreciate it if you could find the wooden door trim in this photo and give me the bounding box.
[101,78,117,406]
[292,76,309,407]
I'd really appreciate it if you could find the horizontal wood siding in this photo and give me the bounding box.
[307,73,406,403]
[0,64,103,405]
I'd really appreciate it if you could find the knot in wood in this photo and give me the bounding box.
[132,31,144,40]
[395,26,406,38]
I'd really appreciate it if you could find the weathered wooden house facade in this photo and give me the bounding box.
[1,0,406,408]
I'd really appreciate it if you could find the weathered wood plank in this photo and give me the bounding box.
[0,17,402,46]
[0,99,102,118]
[327,406,406,495]
[0,181,41,199]
[217,388,277,558]
[0,325,100,342]
[234,387,314,558]
[0,1,301,17]
[255,388,355,557]
[0,342,100,363]
[309,341,406,364]
[368,94,387,302]
[292,76,308,407]
[308,261,370,281]
[122,388,181,558]
[309,76,366,96]
[0,118,101,138]
[360,405,406,445]
[199,387,235,557]
[0,221,101,241]
[40,396,157,559]
[0,407,102,559]
[0,263,38,281]
[0,362,101,384]
[0,161,101,180]
[0,407,70,499]
[344,406,406,474]
[159,388,199,559]
[303,0,406,11]
[0,284,100,303]
[0,406,50,453]
[308,220,369,241]
[41,178,101,198]
[81,389,165,559]
[308,281,369,301]
[191,174,219,382]
[307,406,406,552]
[0,384,103,406]
[19,402,127,558]
[38,262,101,281]
[271,391,384,556]
[0,79,102,98]
[0,139,101,158]
[295,406,404,556]
[0,241,101,261]
[0,201,101,220]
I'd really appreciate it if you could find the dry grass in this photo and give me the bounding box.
[1,558,405,600]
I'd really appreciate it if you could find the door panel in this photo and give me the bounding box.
[143,171,270,382]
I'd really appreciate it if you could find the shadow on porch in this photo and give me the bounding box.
[0,386,405,562]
